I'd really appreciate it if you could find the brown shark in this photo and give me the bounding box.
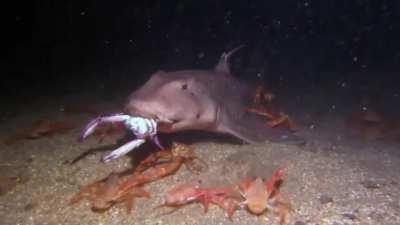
[125,46,304,144]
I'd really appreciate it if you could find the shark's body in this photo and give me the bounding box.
[125,46,304,144]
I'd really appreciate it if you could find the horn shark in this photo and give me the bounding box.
[125,46,304,144]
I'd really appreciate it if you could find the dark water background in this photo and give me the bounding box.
[6,0,400,111]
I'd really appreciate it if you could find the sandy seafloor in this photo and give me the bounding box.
[1,88,400,225]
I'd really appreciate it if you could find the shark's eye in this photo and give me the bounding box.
[181,84,188,90]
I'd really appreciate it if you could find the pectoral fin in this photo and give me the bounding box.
[217,111,305,145]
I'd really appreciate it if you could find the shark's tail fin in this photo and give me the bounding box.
[214,45,245,74]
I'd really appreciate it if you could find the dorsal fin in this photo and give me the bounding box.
[214,45,245,74]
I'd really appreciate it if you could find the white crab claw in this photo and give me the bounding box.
[78,113,130,142]
[101,138,146,163]
[79,117,102,142]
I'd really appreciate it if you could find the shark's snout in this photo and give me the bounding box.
[125,100,152,117]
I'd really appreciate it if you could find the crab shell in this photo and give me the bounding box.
[240,177,270,215]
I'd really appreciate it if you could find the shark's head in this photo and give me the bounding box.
[125,71,202,124]
[125,45,245,126]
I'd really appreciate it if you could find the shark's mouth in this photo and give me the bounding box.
[154,115,175,124]
[128,108,176,125]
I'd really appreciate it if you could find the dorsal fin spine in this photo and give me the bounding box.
[214,45,245,74]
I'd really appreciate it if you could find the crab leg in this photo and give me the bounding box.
[150,135,164,150]
[102,139,146,163]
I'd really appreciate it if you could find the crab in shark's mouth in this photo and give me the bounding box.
[79,113,164,163]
